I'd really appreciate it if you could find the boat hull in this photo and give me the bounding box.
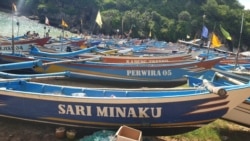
[100,54,192,63]
[0,78,249,135]
[0,53,224,85]
[222,99,250,127]
[0,37,51,53]
[219,57,250,65]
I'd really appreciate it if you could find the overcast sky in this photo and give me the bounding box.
[238,0,250,10]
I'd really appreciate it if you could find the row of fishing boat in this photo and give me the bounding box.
[0,35,249,136]
[0,46,225,87]
[0,59,249,136]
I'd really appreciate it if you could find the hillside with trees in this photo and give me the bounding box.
[1,0,250,50]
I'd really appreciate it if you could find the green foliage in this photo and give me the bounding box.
[1,0,249,48]
[24,0,35,7]
[160,119,250,141]
[46,3,59,14]
[63,6,77,15]
[37,4,46,10]
[101,9,121,34]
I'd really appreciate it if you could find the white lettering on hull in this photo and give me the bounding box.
[0,46,25,51]
[58,104,92,116]
[58,104,162,118]
[126,59,171,64]
[127,70,172,76]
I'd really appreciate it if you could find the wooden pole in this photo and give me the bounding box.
[42,57,100,66]
[235,12,244,69]
[11,7,14,54]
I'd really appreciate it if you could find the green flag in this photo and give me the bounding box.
[220,25,232,40]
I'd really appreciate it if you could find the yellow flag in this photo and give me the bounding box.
[211,32,221,48]
[12,3,17,12]
[95,10,102,28]
[149,30,152,38]
[61,19,68,28]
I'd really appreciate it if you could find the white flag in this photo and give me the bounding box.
[95,10,102,28]
[45,17,49,25]
[12,3,17,12]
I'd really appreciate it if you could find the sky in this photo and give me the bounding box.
[238,0,250,10]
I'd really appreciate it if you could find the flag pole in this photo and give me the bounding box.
[16,20,20,36]
[206,24,216,57]
[91,11,99,35]
[201,14,206,48]
[235,12,244,68]
[44,26,46,37]
[45,16,50,37]
[60,19,63,52]
[11,4,15,54]
[80,18,83,37]
[61,26,64,52]
[122,16,124,37]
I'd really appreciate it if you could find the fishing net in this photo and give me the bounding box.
[79,130,116,141]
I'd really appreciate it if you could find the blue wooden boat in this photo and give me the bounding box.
[211,67,250,82]
[0,37,51,52]
[29,45,193,64]
[210,68,250,127]
[0,59,74,81]
[215,63,250,77]
[200,66,250,127]
[29,45,97,58]
[0,60,42,71]
[0,71,249,135]
[0,71,69,79]
[0,52,224,87]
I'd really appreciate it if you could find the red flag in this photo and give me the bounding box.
[45,16,49,25]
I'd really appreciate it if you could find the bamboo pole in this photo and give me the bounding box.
[215,72,244,85]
